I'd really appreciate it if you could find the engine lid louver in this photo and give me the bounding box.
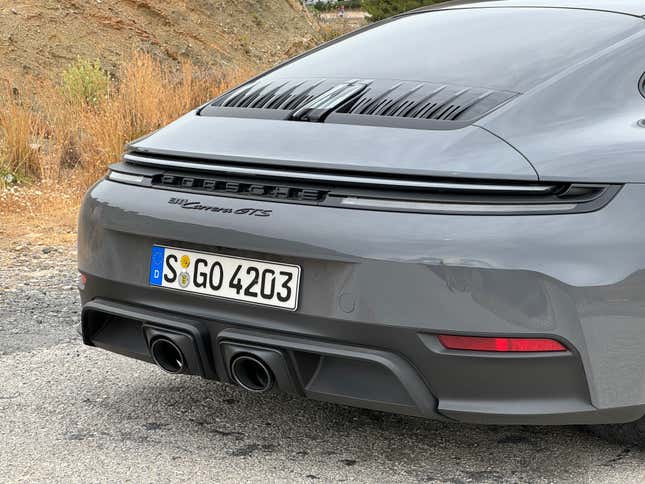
[200,78,518,129]
[209,79,334,112]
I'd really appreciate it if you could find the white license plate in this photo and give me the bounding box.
[149,246,301,310]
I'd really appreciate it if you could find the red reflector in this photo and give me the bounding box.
[437,335,567,352]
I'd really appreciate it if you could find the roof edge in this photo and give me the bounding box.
[411,1,645,18]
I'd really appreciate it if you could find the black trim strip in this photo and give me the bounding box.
[123,153,554,193]
[112,156,622,216]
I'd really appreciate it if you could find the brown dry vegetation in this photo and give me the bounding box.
[0,53,252,244]
[0,2,360,245]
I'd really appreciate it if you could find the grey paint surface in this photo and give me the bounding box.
[429,0,645,16]
[130,6,645,183]
[80,2,645,426]
[479,29,645,182]
[260,8,641,93]
[79,180,645,418]
[132,115,538,180]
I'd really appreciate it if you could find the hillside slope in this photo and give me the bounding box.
[0,0,321,86]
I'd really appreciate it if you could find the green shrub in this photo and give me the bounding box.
[61,58,110,106]
[311,0,362,12]
[312,1,333,11]
[363,0,446,21]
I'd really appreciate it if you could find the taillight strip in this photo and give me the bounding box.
[438,335,567,353]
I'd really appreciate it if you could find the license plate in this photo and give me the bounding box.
[149,246,301,310]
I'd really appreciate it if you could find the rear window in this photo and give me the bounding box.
[267,8,641,92]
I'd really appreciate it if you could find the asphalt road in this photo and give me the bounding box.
[1,243,645,483]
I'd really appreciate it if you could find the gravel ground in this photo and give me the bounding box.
[1,243,645,483]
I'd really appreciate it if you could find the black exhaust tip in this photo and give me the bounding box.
[230,355,274,393]
[150,338,185,374]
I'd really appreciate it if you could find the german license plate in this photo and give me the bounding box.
[149,246,301,310]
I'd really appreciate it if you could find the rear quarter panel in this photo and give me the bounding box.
[478,29,645,183]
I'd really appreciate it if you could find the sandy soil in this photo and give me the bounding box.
[0,0,322,88]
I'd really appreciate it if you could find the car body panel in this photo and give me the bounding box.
[131,7,645,183]
[79,2,645,425]
[131,116,539,180]
[78,180,645,420]
[478,29,645,183]
[426,0,645,17]
[260,8,642,93]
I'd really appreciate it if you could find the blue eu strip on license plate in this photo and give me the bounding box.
[149,246,166,286]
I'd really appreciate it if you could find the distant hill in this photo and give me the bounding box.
[0,0,322,86]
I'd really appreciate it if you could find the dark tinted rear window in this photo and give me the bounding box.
[266,8,641,92]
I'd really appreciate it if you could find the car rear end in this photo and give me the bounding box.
[78,3,645,426]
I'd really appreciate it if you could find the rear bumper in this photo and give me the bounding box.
[78,179,645,425]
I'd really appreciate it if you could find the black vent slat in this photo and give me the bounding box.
[348,97,372,114]
[391,100,415,117]
[439,105,461,121]
[357,83,403,115]
[203,79,518,126]
[265,81,306,109]
[369,99,389,116]
[213,80,330,111]
[448,91,494,120]
[381,84,424,116]
[249,82,289,109]
[415,102,439,119]
[241,84,270,108]
[220,83,258,107]
[404,86,447,118]
[283,80,327,110]
[287,94,312,111]
[237,83,271,108]
[422,88,470,120]
[369,99,393,116]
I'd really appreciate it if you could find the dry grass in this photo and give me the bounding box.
[0,98,43,181]
[0,53,252,242]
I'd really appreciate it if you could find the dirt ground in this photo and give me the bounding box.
[0,184,79,250]
[0,0,321,88]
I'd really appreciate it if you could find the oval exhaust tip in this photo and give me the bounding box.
[230,355,274,393]
[150,338,185,374]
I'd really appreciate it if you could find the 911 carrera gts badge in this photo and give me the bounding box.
[168,198,272,217]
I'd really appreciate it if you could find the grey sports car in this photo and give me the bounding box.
[78,0,645,444]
